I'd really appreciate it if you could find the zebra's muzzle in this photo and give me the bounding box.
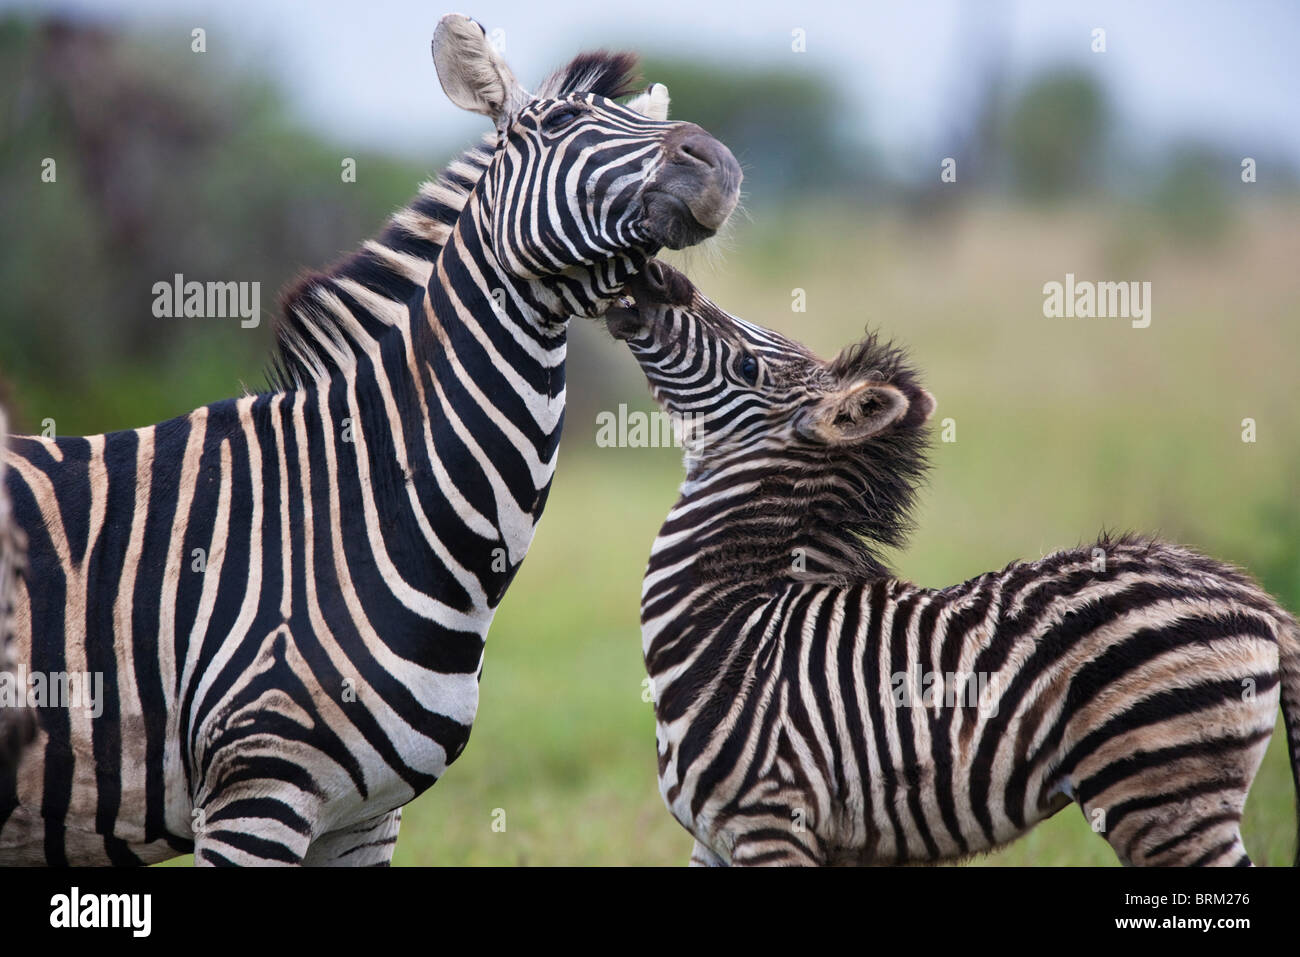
[604,297,644,341]
[639,126,741,250]
[605,259,688,340]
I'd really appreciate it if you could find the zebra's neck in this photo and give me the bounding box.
[266,137,642,621]
[263,142,611,621]
[644,458,898,645]
[312,203,582,625]
[415,191,574,573]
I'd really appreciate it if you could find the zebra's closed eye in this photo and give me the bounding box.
[543,104,584,131]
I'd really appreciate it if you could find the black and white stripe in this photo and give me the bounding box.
[0,20,738,866]
[611,261,1300,867]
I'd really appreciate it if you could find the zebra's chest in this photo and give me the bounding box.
[187,607,492,820]
[652,669,953,862]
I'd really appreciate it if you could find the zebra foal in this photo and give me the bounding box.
[1,17,738,865]
[607,261,1300,867]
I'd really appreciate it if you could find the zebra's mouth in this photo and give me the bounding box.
[638,191,717,251]
[604,296,644,340]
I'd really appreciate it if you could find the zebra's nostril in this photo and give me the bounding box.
[675,134,722,170]
[645,261,667,292]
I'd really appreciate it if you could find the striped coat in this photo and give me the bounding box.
[609,260,1300,867]
[0,20,739,865]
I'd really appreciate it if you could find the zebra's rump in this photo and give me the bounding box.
[652,535,1294,865]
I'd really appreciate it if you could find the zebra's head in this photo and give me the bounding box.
[609,261,935,570]
[432,15,741,313]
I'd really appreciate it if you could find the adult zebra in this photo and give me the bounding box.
[0,17,739,865]
[607,261,1300,866]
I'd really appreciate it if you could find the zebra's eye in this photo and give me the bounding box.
[543,105,583,131]
[740,356,760,385]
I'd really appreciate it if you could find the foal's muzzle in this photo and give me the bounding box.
[604,260,690,340]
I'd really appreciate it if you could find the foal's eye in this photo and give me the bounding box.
[544,105,583,131]
[740,356,760,384]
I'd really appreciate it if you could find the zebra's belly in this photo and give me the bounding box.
[824,780,1071,865]
[664,734,1068,866]
[1,611,486,863]
[0,810,183,866]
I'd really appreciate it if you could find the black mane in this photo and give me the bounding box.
[538,51,641,99]
[265,135,493,392]
[687,328,932,593]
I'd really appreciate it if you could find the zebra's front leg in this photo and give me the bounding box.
[192,788,319,866]
[303,809,403,867]
[726,815,825,866]
[689,839,726,866]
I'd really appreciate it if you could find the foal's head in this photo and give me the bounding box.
[609,260,934,579]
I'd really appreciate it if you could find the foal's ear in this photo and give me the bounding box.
[798,380,912,444]
[625,83,671,121]
[914,388,937,423]
[432,14,529,128]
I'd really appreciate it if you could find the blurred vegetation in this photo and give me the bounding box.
[1003,70,1109,199]
[2,15,1297,866]
[1148,142,1234,245]
[636,56,871,203]
[0,15,424,430]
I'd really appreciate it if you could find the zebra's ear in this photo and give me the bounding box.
[916,389,937,423]
[432,14,529,128]
[798,381,910,444]
[626,83,671,121]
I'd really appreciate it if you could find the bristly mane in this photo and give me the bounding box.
[689,329,931,597]
[266,50,642,393]
[818,331,931,578]
[265,134,494,392]
[723,331,931,586]
[536,50,640,99]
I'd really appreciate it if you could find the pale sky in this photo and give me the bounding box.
[8,0,1299,171]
